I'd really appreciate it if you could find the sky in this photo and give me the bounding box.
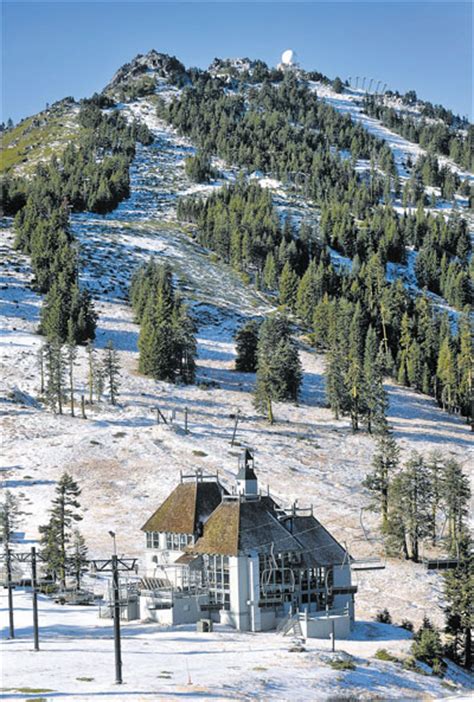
[2,1,472,124]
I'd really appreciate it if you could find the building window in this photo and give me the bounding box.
[203,554,230,609]
[165,532,193,550]
[146,532,160,548]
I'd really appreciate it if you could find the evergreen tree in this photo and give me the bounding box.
[389,453,434,561]
[456,311,473,425]
[441,458,471,554]
[235,319,260,372]
[69,529,88,590]
[45,340,66,415]
[345,304,366,432]
[254,314,302,423]
[39,472,82,587]
[36,344,46,396]
[134,260,197,384]
[443,534,473,669]
[102,341,121,405]
[437,336,457,412]
[325,344,347,420]
[172,298,197,384]
[66,323,77,417]
[363,430,400,531]
[263,252,277,290]
[363,327,388,433]
[296,259,319,325]
[86,340,96,404]
[0,491,21,553]
[412,620,445,673]
[279,261,299,311]
[426,451,444,546]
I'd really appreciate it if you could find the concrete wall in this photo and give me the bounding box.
[228,555,251,631]
[301,612,351,639]
[140,593,208,626]
[332,564,355,621]
[260,609,277,631]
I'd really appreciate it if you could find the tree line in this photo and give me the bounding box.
[4,101,154,345]
[363,94,474,173]
[130,259,197,384]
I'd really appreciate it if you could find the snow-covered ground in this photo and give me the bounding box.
[1,95,473,700]
[309,82,473,186]
[2,589,472,701]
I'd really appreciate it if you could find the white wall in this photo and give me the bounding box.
[332,564,355,621]
[140,593,208,626]
[229,555,251,631]
[301,611,351,639]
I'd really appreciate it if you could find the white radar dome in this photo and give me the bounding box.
[281,49,295,66]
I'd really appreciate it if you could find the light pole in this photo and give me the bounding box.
[108,531,117,556]
[108,530,122,684]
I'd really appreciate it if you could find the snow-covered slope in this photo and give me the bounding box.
[2,106,472,626]
[1,63,473,701]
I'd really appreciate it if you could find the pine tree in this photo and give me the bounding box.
[443,533,473,669]
[397,313,412,386]
[363,327,388,433]
[389,453,434,561]
[235,319,260,372]
[426,451,444,545]
[0,491,21,553]
[296,259,319,325]
[102,341,120,405]
[263,252,277,290]
[456,311,473,425]
[172,299,197,384]
[279,261,299,311]
[412,621,445,672]
[254,314,302,423]
[86,340,96,404]
[45,340,66,414]
[363,430,400,531]
[345,304,366,432]
[441,458,471,555]
[437,336,457,412]
[69,529,88,590]
[325,345,346,420]
[39,472,82,587]
[66,322,77,417]
[37,344,45,395]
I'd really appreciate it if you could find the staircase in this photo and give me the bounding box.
[277,612,303,637]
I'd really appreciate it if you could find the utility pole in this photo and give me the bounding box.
[112,555,122,684]
[90,556,137,685]
[31,547,39,651]
[6,548,14,639]
[230,411,241,446]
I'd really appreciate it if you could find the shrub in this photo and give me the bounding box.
[400,619,414,632]
[375,608,392,624]
[411,625,446,675]
[328,658,356,671]
[374,648,398,662]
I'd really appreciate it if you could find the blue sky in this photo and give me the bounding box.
[2,1,472,123]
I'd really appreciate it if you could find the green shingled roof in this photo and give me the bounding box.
[141,481,224,535]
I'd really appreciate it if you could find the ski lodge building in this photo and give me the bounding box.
[140,450,357,637]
